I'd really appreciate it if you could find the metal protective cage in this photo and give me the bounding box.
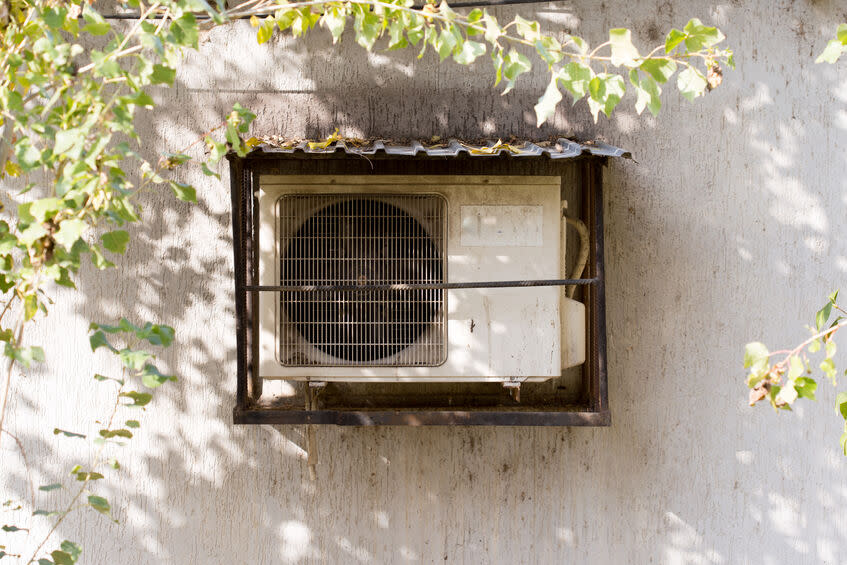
[227,141,617,426]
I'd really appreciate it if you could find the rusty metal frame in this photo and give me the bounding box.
[227,150,610,426]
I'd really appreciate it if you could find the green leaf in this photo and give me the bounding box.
[557,62,593,103]
[38,484,62,492]
[609,28,640,67]
[120,391,153,407]
[809,338,822,353]
[29,198,63,222]
[837,392,847,419]
[794,377,817,400]
[840,429,847,455]
[118,348,152,371]
[820,358,837,381]
[682,18,725,51]
[483,11,501,44]
[87,495,110,516]
[75,471,104,481]
[640,59,677,83]
[587,73,625,122]
[816,300,833,331]
[826,339,837,359]
[787,355,804,380]
[201,162,220,179]
[665,28,686,53]
[139,364,175,388]
[58,541,81,564]
[24,294,37,321]
[2,525,23,532]
[150,64,176,85]
[744,342,770,374]
[454,41,486,65]
[630,70,662,117]
[321,8,346,43]
[5,344,45,368]
[32,509,59,517]
[125,420,140,428]
[101,231,129,254]
[82,7,111,35]
[514,15,540,42]
[501,49,531,94]
[54,220,88,251]
[89,330,115,352]
[54,129,84,157]
[534,76,562,127]
[169,182,196,203]
[53,428,85,439]
[257,16,275,44]
[776,382,798,405]
[677,67,707,101]
[170,13,199,48]
[99,429,133,439]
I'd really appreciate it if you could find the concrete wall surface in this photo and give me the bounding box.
[2,0,847,563]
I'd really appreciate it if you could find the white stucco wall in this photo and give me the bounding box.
[3,0,847,563]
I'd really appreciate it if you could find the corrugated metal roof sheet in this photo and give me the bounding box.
[252,138,631,160]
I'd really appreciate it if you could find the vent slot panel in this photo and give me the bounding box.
[278,194,447,366]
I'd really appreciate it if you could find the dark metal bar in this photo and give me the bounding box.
[228,156,248,409]
[592,162,610,416]
[245,277,598,292]
[234,407,612,426]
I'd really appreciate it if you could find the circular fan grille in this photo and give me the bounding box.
[281,198,443,363]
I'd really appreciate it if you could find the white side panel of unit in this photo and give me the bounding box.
[257,175,563,382]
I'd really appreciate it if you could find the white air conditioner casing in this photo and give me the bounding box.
[257,175,585,382]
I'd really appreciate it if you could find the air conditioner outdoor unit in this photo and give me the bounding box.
[257,175,585,383]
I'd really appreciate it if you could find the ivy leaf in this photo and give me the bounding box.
[744,342,770,374]
[139,363,175,388]
[150,64,176,85]
[557,62,593,103]
[99,429,133,439]
[5,344,45,368]
[682,18,725,51]
[118,348,152,371]
[820,358,837,381]
[82,7,111,35]
[120,391,152,407]
[87,495,111,517]
[501,49,531,95]
[609,28,640,67]
[665,28,686,53]
[101,231,130,254]
[816,300,833,331]
[454,41,486,65]
[170,13,199,48]
[321,8,346,43]
[787,355,804,380]
[89,330,116,352]
[169,182,196,203]
[677,67,707,101]
[794,377,817,400]
[38,484,62,492]
[54,220,88,251]
[53,428,85,439]
[815,39,844,64]
[587,73,625,122]
[534,76,562,127]
[630,70,661,117]
[640,59,677,83]
[837,392,847,420]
